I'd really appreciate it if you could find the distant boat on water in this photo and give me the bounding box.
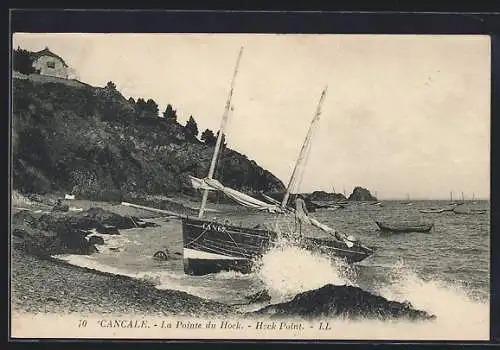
[453,208,487,215]
[419,202,462,214]
[452,192,487,215]
[401,193,414,205]
[471,192,478,204]
[375,221,434,234]
[448,191,465,205]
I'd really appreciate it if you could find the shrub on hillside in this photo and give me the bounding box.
[13,48,39,75]
[11,77,287,196]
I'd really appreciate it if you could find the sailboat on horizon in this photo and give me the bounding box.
[403,193,414,206]
[181,48,374,276]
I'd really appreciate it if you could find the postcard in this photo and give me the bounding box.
[10,32,490,340]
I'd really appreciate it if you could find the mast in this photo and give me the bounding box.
[198,47,244,219]
[281,86,328,209]
[450,191,453,202]
[461,191,464,201]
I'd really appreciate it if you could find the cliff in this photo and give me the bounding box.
[11,76,286,200]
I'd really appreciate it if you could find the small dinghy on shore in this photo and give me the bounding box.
[375,221,434,234]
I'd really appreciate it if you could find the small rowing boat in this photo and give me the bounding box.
[375,221,434,234]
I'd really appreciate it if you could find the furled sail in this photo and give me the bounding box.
[189,176,283,213]
[189,176,217,191]
[189,177,354,246]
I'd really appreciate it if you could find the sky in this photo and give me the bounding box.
[12,33,490,199]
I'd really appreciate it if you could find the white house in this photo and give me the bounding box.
[30,47,74,79]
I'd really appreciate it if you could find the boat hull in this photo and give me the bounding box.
[183,251,254,275]
[182,217,373,276]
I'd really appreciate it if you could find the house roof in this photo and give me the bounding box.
[30,47,69,67]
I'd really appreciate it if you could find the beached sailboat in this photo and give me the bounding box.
[182,48,374,276]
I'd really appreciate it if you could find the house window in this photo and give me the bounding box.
[47,62,55,68]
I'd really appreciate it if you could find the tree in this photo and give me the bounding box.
[135,98,159,118]
[128,97,135,104]
[13,48,38,75]
[201,129,216,146]
[135,98,147,118]
[106,81,116,90]
[135,98,146,108]
[146,99,159,117]
[185,115,198,137]
[163,104,177,122]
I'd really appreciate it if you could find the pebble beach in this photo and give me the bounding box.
[10,248,232,317]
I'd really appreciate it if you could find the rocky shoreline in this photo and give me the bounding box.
[10,193,436,321]
[11,248,436,321]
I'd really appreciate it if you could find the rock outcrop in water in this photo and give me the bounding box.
[308,191,347,202]
[11,207,140,256]
[348,187,378,201]
[251,284,436,321]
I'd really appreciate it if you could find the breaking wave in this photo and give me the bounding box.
[253,239,356,301]
[52,230,489,340]
[52,254,226,301]
[247,243,489,340]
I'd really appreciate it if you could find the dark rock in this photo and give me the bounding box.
[12,224,96,256]
[85,207,134,229]
[308,191,347,202]
[96,225,120,235]
[348,187,378,201]
[251,284,436,321]
[245,290,272,304]
[130,216,159,228]
[153,250,169,261]
[52,204,69,212]
[10,207,136,255]
[88,235,105,245]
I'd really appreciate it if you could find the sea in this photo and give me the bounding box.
[54,200,490,340]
